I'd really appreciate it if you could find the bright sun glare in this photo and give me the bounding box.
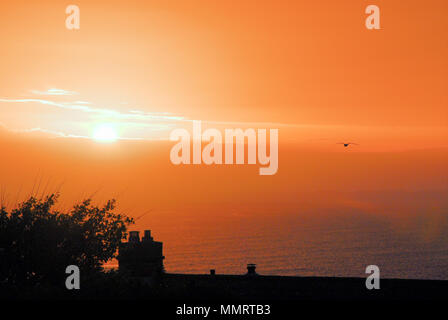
[92,124,118,142]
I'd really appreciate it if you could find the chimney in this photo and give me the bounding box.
[210,269,216,276]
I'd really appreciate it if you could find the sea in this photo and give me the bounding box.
[108,211,448,280]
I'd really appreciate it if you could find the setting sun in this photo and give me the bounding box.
[92,124,118,142]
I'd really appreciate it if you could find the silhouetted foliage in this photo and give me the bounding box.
[0,194,134,287]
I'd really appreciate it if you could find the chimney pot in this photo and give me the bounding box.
[129,231,140,243]
[247,263,257,275]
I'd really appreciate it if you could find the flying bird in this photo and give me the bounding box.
[337,142,359,147]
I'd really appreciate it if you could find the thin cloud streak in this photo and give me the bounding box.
[4,93,444,146]
[0,98,186,122]
[0,97,302,128]
[30,88,77,96]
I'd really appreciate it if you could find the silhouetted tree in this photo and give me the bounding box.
[0,194,134,287]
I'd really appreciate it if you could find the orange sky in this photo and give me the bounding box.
[0,0,447,230]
